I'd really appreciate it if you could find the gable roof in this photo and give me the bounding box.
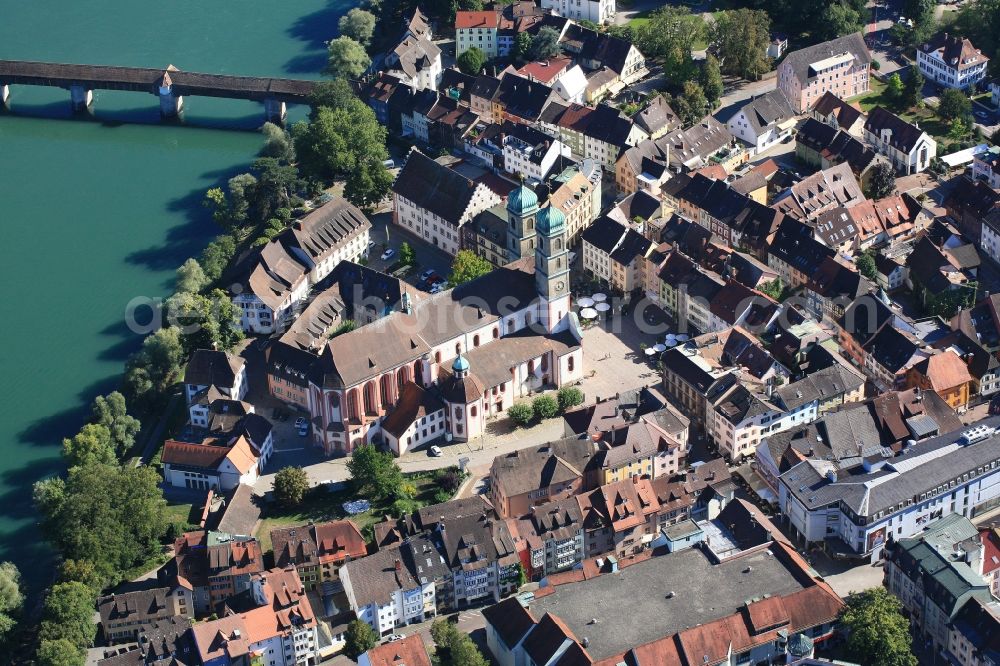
[865,106,931,153]
[811,91,864,130]
[781,33,871,85]
[919,32,989,71]
[393,149,483,224]
[738,89,795,134]
[184,349,244,388]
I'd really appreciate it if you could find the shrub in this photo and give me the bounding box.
[532,395,560,420]
[435,468,462,492]
[557,387,584,412]
[507,403,534,427]
[434,488,453,504]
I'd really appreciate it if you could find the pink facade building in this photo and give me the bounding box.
[777,34,872,113]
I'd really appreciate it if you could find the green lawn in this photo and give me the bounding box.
[164,502,200,530]
[849,79,953,145]
[848,77,888,112]
[254,469,459,555]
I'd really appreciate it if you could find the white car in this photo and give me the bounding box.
[429,445,443,457]
[384,634,405,643]
[430,282,447,294]
[381,248,395,261]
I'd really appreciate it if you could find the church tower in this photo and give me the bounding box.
[506,183,538,261]
[535,202,571,334]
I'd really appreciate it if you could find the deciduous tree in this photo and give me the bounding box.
[339,8,377,45]
[325,37,372,79]
[529,27,562,60]
[709,9,772,80]
[260,122,295,163]
[92,392,141,456]
[633,7,704,86]
[856,251,877,280]
[939,88,972,121]
[344,619,378,659]
[293,103,389,185]
[125,327,185,401]
[63,424,116,468]
[675,81,709,126]
[199,234,237,283]
[507,402,534,427]
[867,161,897,199]
[34,464,168,587]
[457,46,487,75]
[347,443,404,503]
[448,250,492,286]
[36,639,85,666]
[175,258,208,293]
[700,54,724,107]
[273,466,310,507]
[307,79,358,115]
[886,73,905,105]
[557,387,584,412]
[532,395,559,420]
[820,3,863,40]
[839,588,917,666]
[0,562,22,644]
[38,582,98,649]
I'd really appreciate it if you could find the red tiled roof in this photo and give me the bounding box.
[364,634,433,666]
[162,439,230,469]
[315,520,367,564]
[455,10,499,29]
[518,57,572,84]
[980,528,1000,574]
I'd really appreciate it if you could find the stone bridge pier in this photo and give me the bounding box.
[263,97,286,124]
[158,84,184,118]
[69,83,93,111]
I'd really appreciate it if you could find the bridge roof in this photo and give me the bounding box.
[0,61,316,99]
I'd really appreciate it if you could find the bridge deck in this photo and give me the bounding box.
[0,61,317,102]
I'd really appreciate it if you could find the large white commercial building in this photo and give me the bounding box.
[778,418,1000,561]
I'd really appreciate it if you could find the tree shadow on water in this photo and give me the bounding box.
[124,165,245,273]
[284,0,345,74]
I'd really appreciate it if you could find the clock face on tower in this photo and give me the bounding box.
[556,281,565,293]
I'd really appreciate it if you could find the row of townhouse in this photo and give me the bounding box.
[228,197,372,334]
[341,497,523,634]
[98,567,321,666]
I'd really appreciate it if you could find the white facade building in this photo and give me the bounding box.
[393,150,500,256]
[916,33,989,90]
[778,420,1000,561]
[727,89,796,154]
[540,0,616,24]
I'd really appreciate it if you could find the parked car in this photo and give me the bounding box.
[419,268,436,282]
[429,445,443,457]
[430,282,447,294]
[384,634,405,644]
[381,248,395,261]
[295,417,309,436]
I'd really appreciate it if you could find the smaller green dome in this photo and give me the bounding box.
[537,204,565,235]
[506,185,538,216]
[452,355,470,373]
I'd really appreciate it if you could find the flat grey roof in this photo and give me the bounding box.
[526,547,807,660]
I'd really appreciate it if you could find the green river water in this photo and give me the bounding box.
[0,0,347,594]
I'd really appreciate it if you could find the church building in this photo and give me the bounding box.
[299,186,585,456]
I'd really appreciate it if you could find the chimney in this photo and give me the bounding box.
[394,559,402,572]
